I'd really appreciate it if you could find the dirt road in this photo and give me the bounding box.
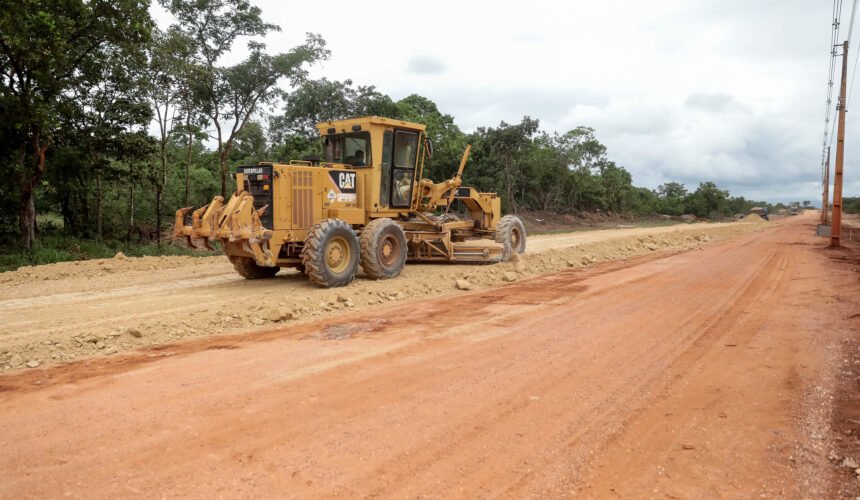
[1,213,858,498]
[0,220,762,370]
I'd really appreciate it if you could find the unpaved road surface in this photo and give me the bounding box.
[2,212,859,498]
[0,219,763,370]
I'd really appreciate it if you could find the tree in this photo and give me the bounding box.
[144,27,194,245]
[0,0,152,248]
[470,118,540,212]
[64,47,152,238]
[207,37,327,196]
[161,0,328,197]
[656,182,687,216]
[685,182,730,218]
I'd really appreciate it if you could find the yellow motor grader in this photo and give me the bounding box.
[174,116,525,287]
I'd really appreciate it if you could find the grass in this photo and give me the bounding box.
[0,234,219,273]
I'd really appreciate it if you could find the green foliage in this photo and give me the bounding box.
[844,197,860,214]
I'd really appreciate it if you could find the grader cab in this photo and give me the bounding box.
[174,116,526,288]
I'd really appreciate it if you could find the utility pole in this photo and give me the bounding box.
[832,40,848,247]
[822,146,831,224]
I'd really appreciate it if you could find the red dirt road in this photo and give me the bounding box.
[1,214,858,498]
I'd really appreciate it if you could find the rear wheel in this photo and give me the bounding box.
[302,218,360,288]
[495,215,527,262]
[360,218,407,280]
[230,257,280,279]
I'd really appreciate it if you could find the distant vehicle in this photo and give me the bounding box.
[749,207,769,221]
[789,207,799,215]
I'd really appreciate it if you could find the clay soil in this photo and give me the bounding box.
[2,212,859,498]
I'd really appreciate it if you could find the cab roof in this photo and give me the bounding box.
[316,116,426,134]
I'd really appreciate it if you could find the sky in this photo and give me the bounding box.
[151,0,856,205]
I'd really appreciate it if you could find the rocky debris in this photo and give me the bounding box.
[841,457,859,469]
[9,354,23,368]
[114,251,128,260]
[266,307,293,322]
[250,317,265,326]
[126,328,143,338]
[511,254,527,273]
[455,279,475,291]
[25,360,40,368]
[502,272,519,283]
[336,294,350,303]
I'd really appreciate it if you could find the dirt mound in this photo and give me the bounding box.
[739,214,767,224]
[0,255,225,285]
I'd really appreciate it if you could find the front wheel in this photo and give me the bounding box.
[495,215,527,262]
[230,257,280,279]
[302,218,360,288]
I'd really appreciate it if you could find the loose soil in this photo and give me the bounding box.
[0,220,764,371]
[0,211,857,498]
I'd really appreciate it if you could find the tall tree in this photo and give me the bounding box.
[0,0,152,248]
[470,118,540,213]
[162,0,327,197]
[144,27,194,245]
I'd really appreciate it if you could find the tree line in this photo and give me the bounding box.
[0,0,773,254]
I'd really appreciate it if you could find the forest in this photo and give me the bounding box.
[0,0,775,268]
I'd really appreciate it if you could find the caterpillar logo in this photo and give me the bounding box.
[328,170,357,202]
[328,170,357,194]
[339,172,355,190]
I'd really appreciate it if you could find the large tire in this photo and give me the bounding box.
[360,218,407,280]
[230,257,280,279]
[495,215,527,262]
[302,218,360,288]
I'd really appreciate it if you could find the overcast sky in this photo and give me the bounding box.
[152,0,855,204]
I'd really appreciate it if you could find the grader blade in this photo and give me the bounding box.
[450,240,505,263]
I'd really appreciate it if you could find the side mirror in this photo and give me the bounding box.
[424,138,434,158]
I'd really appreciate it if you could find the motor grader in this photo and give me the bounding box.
[174,116,526,288]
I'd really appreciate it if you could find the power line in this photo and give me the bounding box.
[822,0,842,181]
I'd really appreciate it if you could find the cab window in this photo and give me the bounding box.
[393,131,417,168]
[389,130,418,207]
[324,132,371,166]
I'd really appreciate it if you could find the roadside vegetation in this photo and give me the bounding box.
[1,0,777,270]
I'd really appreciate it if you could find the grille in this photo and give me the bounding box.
[292,171,313,228]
